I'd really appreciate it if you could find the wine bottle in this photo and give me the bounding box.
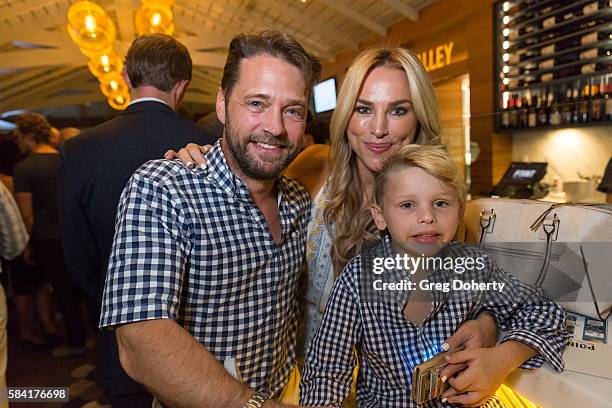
[561,85,573,124]
[571,81,580,123]
[538,88,549,126]
[542,16,556,29]
[578,81,590,123]
[528,90,538,127]
[604,76,612,121]
[550,89,562,126]
[579,48,612,60]
[590,77,604,121]
[516,96,527,129]
[581,31,612,46]
[509,96,518,128]
[519,24,537,37]
[541,44,555,56]
[581,62,612,74]
[582,1,612,16]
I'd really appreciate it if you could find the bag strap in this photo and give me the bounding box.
[579,245,612,322]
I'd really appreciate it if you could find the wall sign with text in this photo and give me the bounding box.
[416,42,454,72]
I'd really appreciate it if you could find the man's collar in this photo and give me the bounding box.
[204,140,253,202]
[204,140,283,205]
[128,97,170,107]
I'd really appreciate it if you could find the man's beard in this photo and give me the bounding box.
[224,114,301,180]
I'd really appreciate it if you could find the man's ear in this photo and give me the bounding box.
[174,79,189,105]
[121,66,132,89]
[370,204,387,231]
[216,88,226,125]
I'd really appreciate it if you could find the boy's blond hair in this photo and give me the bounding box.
[373,144,466,207]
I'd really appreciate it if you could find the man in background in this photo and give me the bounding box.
[59,33,216,407]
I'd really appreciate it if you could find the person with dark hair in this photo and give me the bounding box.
[100,30,321,407]
[59,33,216,407]
[12,113,87,356]
[0,134,53,351]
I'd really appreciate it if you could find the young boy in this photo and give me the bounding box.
[299,145,567,407]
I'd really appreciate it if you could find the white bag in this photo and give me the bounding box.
[460,198,612,320]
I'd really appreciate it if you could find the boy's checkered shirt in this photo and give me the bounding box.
[100,141,310,397]
[300,236,568,408]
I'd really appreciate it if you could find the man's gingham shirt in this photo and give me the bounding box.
[100,141,310,396]
[300,237,568,407]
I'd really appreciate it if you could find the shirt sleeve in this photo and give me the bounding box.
[99,163,191,328]
[299,257,361,407]
[0,182,28,260]
[481,259,568,372]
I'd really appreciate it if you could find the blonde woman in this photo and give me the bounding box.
[165,44,496,388]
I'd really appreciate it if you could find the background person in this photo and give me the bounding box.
[0,135,48,349]
[13,113,87,356]
[59,33,217,407]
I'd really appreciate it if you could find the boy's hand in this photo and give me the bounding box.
[439,347,511,406]
[439,312,497,380]
[441,341,537,406]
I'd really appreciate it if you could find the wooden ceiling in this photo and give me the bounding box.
[0,0,436,119]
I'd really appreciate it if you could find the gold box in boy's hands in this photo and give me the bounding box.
[411,346,464,405]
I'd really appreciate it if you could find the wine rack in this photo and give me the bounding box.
[494,0,612,132]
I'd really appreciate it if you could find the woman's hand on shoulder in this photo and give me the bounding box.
[284,144,330,199]
[164,144,213,170]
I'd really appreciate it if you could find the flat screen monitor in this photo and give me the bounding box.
[499,162,547,185]
[313,77,336,113]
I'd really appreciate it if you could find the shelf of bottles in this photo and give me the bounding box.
[494,0,612,132]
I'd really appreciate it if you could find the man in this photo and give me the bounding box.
[100,30,321,408]
[60,33,216,406]
[0,182,29,408]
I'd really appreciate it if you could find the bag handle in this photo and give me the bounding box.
[478,209,496,247]
[477,207,558,288]
[534,214,559,287]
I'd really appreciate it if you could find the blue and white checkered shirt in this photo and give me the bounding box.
[100,141,310,396]
[0,182,29,273]
[300,236,568,407]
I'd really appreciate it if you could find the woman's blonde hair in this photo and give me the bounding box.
[373,144,466,208]
[325,45,442,275]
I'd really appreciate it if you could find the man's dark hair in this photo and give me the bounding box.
[220,30,321,98]
[126,33,192,92]
[15,113,52,145]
